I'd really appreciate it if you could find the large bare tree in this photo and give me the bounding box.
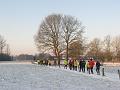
[34,14,63,66]
[35,14,85,66]
[62,15,84,61]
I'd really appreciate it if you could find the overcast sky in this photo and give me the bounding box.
[0,0,120,55]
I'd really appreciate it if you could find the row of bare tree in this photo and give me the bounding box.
[34,14,120,65]
[87,35,120,62]
[0,34,10,55]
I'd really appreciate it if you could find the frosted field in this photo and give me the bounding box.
[0,63,120,90]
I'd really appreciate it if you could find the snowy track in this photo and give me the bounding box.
[0,64,120,90]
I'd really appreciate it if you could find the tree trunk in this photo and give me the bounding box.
[57,51,61,68]
[66,42,69,61]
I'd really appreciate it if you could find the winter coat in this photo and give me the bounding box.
[89,60,95,68]
[79,60,83,67]
[86,62,90,68]
[69,60,72,65]
[74,60,78,66]
[64,59,68,65]
[96,61,101,68]
[82,60,86,67]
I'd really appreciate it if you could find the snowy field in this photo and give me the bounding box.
[0,63,120,90]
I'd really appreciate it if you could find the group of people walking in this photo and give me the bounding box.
[64,58,101,75]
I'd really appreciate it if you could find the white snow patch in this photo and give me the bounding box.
[0,63,120,90]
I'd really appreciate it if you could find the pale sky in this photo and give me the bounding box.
[0,0,120,55]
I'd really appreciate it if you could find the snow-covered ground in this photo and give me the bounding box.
[103,62,120,66]
[0,63,120,90]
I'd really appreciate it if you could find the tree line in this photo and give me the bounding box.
[87,35,120,62]
[34,14,120,65]
[0,35,12,61]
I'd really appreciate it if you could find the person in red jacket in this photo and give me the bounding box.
[89,58,95,74]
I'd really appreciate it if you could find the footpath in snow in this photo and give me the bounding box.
[49,65,120,82]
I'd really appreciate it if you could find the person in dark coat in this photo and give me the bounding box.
[69,59,72,70]
[96,61,101,75]
[82,60,86,73]
[71,59,74,70]
[79,59,83,72]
